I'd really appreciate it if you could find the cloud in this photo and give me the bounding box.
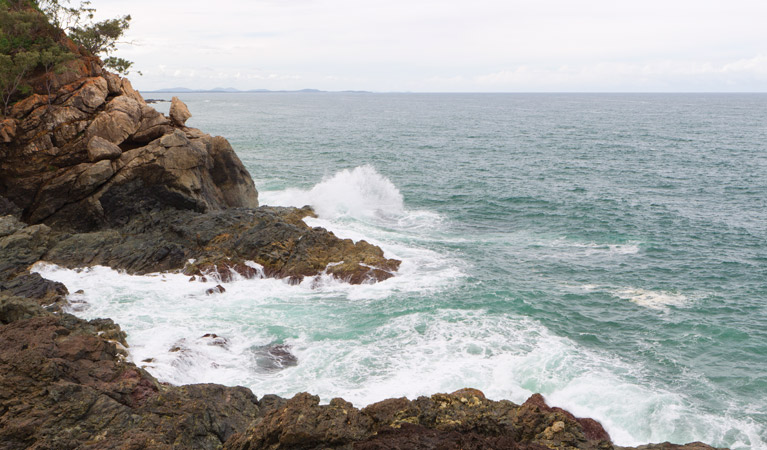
[471,56,767,91]
[96,0,767,91]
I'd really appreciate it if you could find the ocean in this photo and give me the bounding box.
[35,93,767,448]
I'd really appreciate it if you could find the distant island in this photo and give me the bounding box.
[145,87,372,94]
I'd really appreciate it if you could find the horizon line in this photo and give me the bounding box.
[141,88,767,95]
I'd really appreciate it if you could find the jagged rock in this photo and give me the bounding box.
[62,76,108,112]
[0,296,260,450]
[170,96,192,126]
[37,207,400,284]
[87,135,122,161]
[206,284,226,295]
[120,77,144,103]
[103,71,123,95]
[225,393,373,450]
[86,94,143,145]
[223,389,615,450]
[0,215,24,237]
[132,104,172,143]
[617,444,728,450]
[9,93,48,119]
[0,118,16,143]
[252,343,298,372]
[0,223,51,279]
[0,272,68,307]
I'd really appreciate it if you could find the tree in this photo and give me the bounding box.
[38,43,73,102]
[36,0,136,75]
[0,1,64,115]
[0,51,38,115]
[0,0,135,116]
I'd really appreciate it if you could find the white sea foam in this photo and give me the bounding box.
[28,264,763,449]
[614,288,690,311]
[25,166,764,450]
[552,240,641,256]
[260,165,404,220]
[259,165,443,232]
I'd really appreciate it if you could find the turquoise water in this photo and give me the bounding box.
[42,93,767,448]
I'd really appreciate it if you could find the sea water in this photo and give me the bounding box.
[34,93,767,448]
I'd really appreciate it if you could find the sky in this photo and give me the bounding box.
[94,0,767,92]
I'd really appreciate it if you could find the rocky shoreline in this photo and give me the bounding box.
[0,29,725,450]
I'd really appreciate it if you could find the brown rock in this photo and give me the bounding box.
[87,136,122,162]
[205,284,226,295]
[120,77,144,103]
[0,118,16,143]
[63,76,108,111]
[131,105,172,144]
[103,71,123,95]
[208,136,259,208]
[74,159,115,193]
[0,296,260,449]
[86,95,143,145]
[170,96,192,126]
[159,128,191,147]
[9,93,48,119]
[225,393,373,449]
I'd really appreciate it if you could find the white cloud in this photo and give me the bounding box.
[91,0,767,91]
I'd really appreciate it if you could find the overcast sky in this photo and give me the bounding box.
[95,0,767,92]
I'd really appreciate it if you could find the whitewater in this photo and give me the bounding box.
[35,93,767,449]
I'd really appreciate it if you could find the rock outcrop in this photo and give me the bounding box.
[0,73,259,231]
[0,65,399,284]
[0,294,261,450]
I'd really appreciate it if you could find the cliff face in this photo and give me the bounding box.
[0,66,258,231]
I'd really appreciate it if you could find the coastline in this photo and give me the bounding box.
[0,35,729,450]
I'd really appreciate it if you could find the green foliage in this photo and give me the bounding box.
[0,1,67,115]
[0,0,136,115]
[103,55,139,76]
[37,0,134,75]
[37,0,94,32]
[70,14,129,55]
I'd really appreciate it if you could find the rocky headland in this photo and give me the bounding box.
[0,15,725,450]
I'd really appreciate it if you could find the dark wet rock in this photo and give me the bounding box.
[354,422,540,450]
[0,296,260,449]
[225,393,373,450]
[225,389,725,450]
[34,206,400,284]
[206,284,227,295]
[253,343,298,372]
[616,444,727,450]
[0,272,68,308]
[201,333,230,348]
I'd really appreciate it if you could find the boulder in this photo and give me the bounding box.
[0,118,17,143]
[86,94,143,145]
[170,96,192,126]
[62,76,108,112]
[87,136,122,161]
[103,71,123,95]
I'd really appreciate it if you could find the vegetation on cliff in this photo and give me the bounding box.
[0,0,132,115]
